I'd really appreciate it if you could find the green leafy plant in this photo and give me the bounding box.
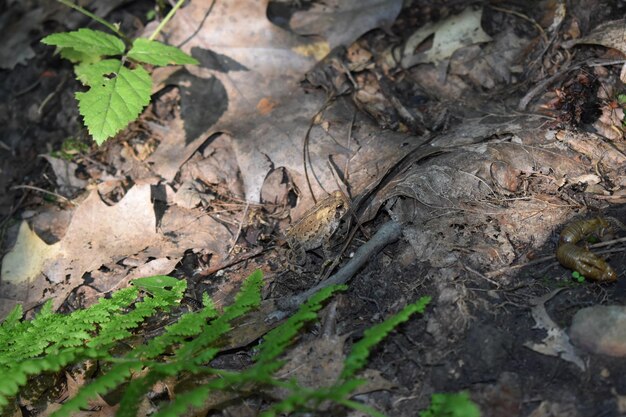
[0,270,431,417]
[41,0,198,145]
[419,392,480,417]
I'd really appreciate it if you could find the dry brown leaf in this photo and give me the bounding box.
[562,19,626,55]
[40,155,88,195]
[524,289,585,371]
[145,0,404,210]
[389,7,492,69]
[0,184,230,319]
[289,0,402,48]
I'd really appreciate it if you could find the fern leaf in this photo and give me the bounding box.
[222,269,263,321]
[256,284,346,365]
[150,386,211,417]
[341,296,431,379]
[419,392,480,417]
[74,59,151,144]
[139,303,218,361]
[117,371,163,417]
[50,361,143,417]
[89,291,179,350]
[0,303,22,328]
[0,282,181,409]
[0,350,81,404]
[174,270,263,361]
[41,28,125,57]
[128,39,198,66]
[336,398,388,417]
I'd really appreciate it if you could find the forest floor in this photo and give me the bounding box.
[2,1,626,416]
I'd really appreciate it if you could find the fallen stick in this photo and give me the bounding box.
[270,220,402,321]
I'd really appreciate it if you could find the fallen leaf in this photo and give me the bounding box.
[1,222,60,284]
[146,0,404,209]
[395,7,492,68]
[40,155,88,194]
[0,184,231,319]
[562,18,626,55]
[523,289,585,371]
[289,0,402,49]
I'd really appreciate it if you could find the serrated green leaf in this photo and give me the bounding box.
[128,38,198,66]
[42,28,125,57]
[60,47,101,65]
[75,60,122,86]
[75,60,151,144]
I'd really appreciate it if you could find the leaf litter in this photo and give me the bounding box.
[2,0,626,416]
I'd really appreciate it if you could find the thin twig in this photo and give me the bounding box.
[489,5,547,44]
[11,185,76,206]
[228,201,249,256]
[270,220,402,321]
[464,264,501,287]
[56,0,130,44]
[303,100,334,204]
[196,247,266,277]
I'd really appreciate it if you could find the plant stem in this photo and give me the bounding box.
[56,0,131,44]
[148,0,186,41]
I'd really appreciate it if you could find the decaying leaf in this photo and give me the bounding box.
[0,222,61,318]
[289,0,402,49]
[523,289,586,371]
[146,0,405,211]
[562,19,626,55]
[0,184,231,319]
[387,7,492,69]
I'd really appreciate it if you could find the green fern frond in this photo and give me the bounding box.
[50,360,144,417]
[1,267,432,417]
[222,269,264,322]
[89,280,184,350]
[136,298,217,361]
[116,371,162,417]
[341,296,431,379]
[0,350,84,406]
[255,284,347,365]
[0,278,184,409]
[419,392,480,417]
[150,385,211,417]
[173,270,263,362]
[0,304,24,341]
[0,287,136,366]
